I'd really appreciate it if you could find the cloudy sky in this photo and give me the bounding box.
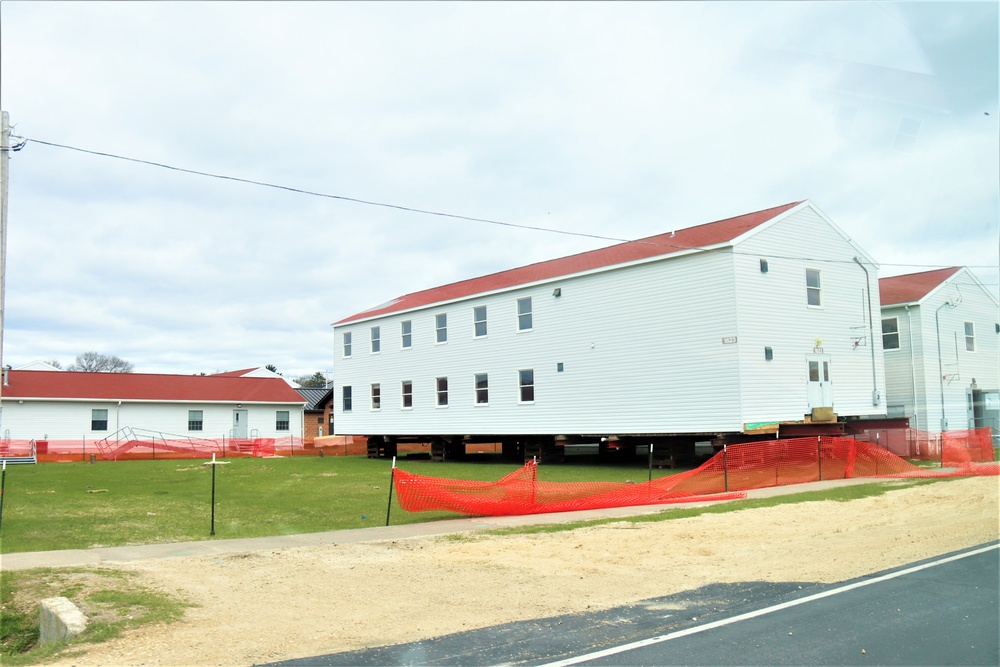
[1,1,997,379]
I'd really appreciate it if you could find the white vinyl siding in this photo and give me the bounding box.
[880,269,999,434]
[332,203,895,437]
[2,401,305,441]
[732,205,886,423]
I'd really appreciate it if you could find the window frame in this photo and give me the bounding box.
[435,313,448,344]
[436,377,449,407]
[188,409,204,431]
[806,269,822,307]
[401,320,412,349]
[474,373,489,405]
[401,380,413,409]
[965,321,976,352]
[517,297,533,331]
[342,332,352,358]
[275,410,290,431]
[881,317,900,350]
[473,305,488,338]
[370,383,381,411]
[370,326,381,354]
[91,408,109,431]
[518,369,535,404]
[342,386,353,412]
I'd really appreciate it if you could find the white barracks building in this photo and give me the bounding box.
[332,201,889,461]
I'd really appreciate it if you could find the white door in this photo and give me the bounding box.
[232,409,248,438]
[806,355,833,409]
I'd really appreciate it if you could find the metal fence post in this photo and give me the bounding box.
[723,445,729,493]
[817,436,823,481]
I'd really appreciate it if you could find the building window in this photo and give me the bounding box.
[188,410,204,431]
[401,380,413,409]
[91,408,108,431]
[342,386,353,412]
[371,326,381,353]
[275,410,290,431]
[882,318,899,350]
[806,269,822,307]
[401,320,412,348]
[519,369,535,403]
[343,332,352,358]
[371,383,381,410]
[475,373,489,404]
[436,377,449,406]
[436,313,448,343]
[474,306,488,337]
[965,322,976,351]
[517,297,533,331]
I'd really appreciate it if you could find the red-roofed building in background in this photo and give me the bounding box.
[880,267,999,440]
[333,200,890,462]
[0,367,307,458]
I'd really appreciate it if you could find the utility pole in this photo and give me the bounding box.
[0,111,9,411]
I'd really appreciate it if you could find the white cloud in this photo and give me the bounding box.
[1,1,996,375]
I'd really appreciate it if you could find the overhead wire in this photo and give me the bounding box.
[13,135,1000,272]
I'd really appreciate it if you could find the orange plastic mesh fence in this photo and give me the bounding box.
[0,435,306,459]
[393,434,999,517]
[942,428,995,465]
[393,462,748,516]
[854,427,996,463]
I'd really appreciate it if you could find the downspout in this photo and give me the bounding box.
[853,257,880,405]
[905,305,918,429]
[934,300,957,431]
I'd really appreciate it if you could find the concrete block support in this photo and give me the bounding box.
[39,596,87,645]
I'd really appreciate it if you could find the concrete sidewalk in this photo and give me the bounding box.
[0,476,887,571]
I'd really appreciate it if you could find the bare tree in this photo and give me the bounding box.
[43,359,63,369]
[68,352,134,373]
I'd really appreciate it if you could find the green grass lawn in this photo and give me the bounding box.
[0,455,681,553]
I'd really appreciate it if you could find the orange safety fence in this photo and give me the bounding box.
[393,434,999,517]
[852,427,996,464]
[0,435,309,460]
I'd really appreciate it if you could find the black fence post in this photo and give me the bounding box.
[723,445,729,493]
[385,457,396,527]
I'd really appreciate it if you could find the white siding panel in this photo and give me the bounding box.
[335,250,742,435]
[2,402,304,441]
[733,206,886,423]
[911,270,1000,433]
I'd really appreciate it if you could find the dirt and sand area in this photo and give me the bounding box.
[42,475,999,667]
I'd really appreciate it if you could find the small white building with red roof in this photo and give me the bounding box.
[880,267,999,437]
[332,200,888,460]
[0,367,307,446]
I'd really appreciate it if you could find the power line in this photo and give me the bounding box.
[15,135,1000,272]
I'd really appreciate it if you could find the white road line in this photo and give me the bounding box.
[536,542,1000,667]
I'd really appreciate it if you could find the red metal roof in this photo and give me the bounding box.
[2,370,307,403]
[336,201,804,324]
[879,267,962,306]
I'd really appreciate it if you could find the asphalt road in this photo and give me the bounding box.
[262,542,999,667]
